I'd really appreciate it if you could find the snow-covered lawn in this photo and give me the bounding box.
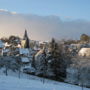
[0,75,89,90]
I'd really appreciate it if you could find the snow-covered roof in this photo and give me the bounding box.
[23,65,35,71]
[21,57,29,63]
[4,42,10,47]
[78,48,90,56]
[33,46,40,51]
[3,49,10,53]
[35,49,44,57]
[17,44,21,48]
[19,48,29,55]
[0,40,4,48]
[69,44,82,49]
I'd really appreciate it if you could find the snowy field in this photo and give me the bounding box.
[0,75,89,90]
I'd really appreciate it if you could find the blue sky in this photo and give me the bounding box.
[0,0,90,20]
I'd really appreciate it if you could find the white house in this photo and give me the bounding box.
[78,48,90,57]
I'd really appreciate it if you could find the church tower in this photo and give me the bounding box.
[23,29,28,40]
[22,30,30,48]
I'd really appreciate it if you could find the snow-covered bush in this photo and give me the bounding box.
[66,56,90,87]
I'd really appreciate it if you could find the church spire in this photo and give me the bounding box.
[23,29,28,40]
[23,29,30,48]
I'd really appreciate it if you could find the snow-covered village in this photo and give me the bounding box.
[0,0,90,90]
[0,29,90,90]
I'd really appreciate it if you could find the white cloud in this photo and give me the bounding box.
[0,9,17,15]
[0,9,90,41]
[11,12,17,15]
[0,9,8,12]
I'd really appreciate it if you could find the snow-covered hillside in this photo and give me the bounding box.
[0,75,89,90]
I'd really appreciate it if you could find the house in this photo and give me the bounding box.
[78,48,90,57]
[19,48,30,57]
[19,48,35,66]
[4,42,11,47]
[39,41,48,49]
[0,40,5,56]
[21,40,26,48]
[2,48,10,56]
[21,57,30,64]
[18,48,30,64]
[69,44,82,52]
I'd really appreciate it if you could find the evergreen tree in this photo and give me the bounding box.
[47,38,65,80]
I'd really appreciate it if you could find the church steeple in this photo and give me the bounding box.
[23,29,30,48]
[23,29,28,40]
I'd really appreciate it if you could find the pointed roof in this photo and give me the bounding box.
[23,29,29,40]
[23,29,30,48]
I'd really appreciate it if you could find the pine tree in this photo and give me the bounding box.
[47,38,65,80]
